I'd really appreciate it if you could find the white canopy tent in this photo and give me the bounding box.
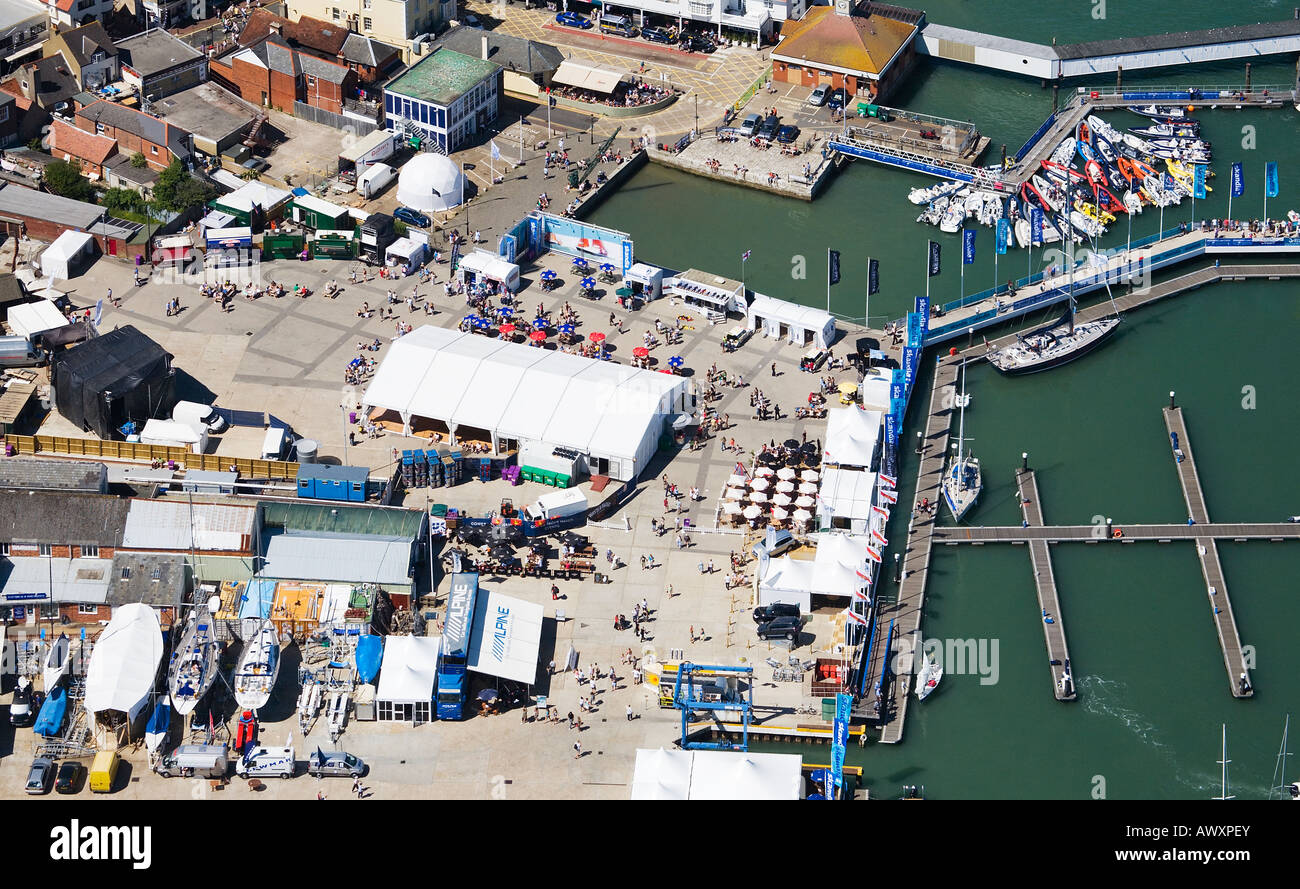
[859,371,893,412]
[364,327,692,481]
[747,294,836,349]
[811,532,874,600]
[467,590,544,684]
[39,231,96,281]
[457,251,520,292]
[7,299,69,341]
[817,467,879,533]
[376,635,440,723]
[630,748,803,800]
[84,603,163,721]
[824,406,882,469]
[630,748,693,800]
[756,551,817,611]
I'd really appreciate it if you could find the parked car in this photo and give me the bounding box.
[641,27,674,45]
[753,603,802,624]
[757,115,780,141]
[808,85,829,107]
[738,113,762,138]
[752,528,798,558]
[555,11,591,28]
[25,757,55,795]
[54,760,86,795]
[681,35,716,53]
[776,124,801,145]
[756,615,802,642]
[308,750,367,778]
[393,206,430,229]
[827,88,848,110]
[9,679,36,727]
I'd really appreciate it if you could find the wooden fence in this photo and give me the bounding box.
[5,434,300,480]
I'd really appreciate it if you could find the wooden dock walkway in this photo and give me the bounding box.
[933,523,1300,543]
[1015,468,1076,701]
[872,357,960,744]
[1163,406,1254,698]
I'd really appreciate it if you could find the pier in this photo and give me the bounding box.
[828,110,995,187]
[867,357,959,743]
[1015,468,1077,701]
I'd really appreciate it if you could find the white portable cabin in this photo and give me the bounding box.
[747,294,837,350]
[623,262,664,301]
[386,237,428,272]
[457,251,520,292]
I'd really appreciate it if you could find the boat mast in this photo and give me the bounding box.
[1213,724,1235,800]
[954,358,967,490]
[1066,180,1076,335]
[1271,715,1293,800]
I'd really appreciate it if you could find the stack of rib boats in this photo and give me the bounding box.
[910,109,1212,246]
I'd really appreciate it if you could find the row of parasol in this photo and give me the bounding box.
[722,467,820,524]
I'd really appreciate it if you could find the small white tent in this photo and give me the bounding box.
[40,231,96,281]
[824,406,882,469]
[7,299,69,341]
[376,635,439,723]
[747,294,836,349]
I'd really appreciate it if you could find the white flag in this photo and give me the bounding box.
[490,141,501,160]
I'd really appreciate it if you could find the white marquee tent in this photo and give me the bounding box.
[7,299,69,341]
[84,603,163,720]
[39,230,96,281]
[364,327,692,481]
[757,532,873,610]
[747,294,837,350]
[376,635,440,723]
[631,748,803,800]
[468,589,544,684]
[824,406,882,469]
[817,467,879,533]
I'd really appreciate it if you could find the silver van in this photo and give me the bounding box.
[0,335,45,368]
[156,743,229,779]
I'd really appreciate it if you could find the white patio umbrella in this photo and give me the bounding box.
[800,469,820,482]
[749,491,768,503]
[722,501,742,514]
[742,505,762,520]
[792,508,813,523]
[795,495,816,508]
[726,487,748,500]
[727,474,748,487]
[772,493,793,507]
[749,477,770,491]
[771,506,790,520]
[798,482,818,495]
[776,467,797,481]
[754,466,774,477]
[775,480,795,494]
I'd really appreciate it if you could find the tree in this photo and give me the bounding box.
[130,152,147,169]
[152,159,215,214]
[101,187,144,214]
[42,160,95,202]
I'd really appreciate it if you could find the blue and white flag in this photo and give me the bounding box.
[742,249,751,262]
[1192,164,1207,200]
[1163,172,1177,191]
[1266,161,1279,198]
[996,218,1010,255]
[1030,207,1044,246]
[831,693,852,796]
[914,297,929,334]
[490,141,501,161]
[927,240,941,277]
[92,298,103,327]
[961,228,976,265]
[884,412,897,448]
[1230,162,1244,197]
[867,258,879,296]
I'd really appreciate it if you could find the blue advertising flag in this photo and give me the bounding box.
[903,346,919,390]
[1266,162,1279,198]
[961,228,976,265]
[996,218,1010,255]
[92,299,103,327]
[1030,207,1044,246]
[831,693,852,794]
[868,258,880,296]
[884,412,897,448]
[927,240,941,277]
[1231,162,1244,197]
[914,297,930,335]
[828,249,841,286]
[1193,164,1207,200]
[905,311,923,347]
[1163,172,1176,192]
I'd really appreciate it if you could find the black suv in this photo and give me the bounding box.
[757,615,802,642]
[756,115,780,141]
[642,27,675,45]
[753,603,801,624]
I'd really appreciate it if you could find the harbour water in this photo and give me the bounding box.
[590,7,1300,798]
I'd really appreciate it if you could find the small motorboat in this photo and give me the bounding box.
[1124,190,1144,214]
[1015,217,1032,248]
[43,633,71,690]
[1129,104,1187,119]
[1131,123,1200,139]
[939,201,964,233]
[1074,198,1115,226]
[908,179,963,205]
[916,654,943,701]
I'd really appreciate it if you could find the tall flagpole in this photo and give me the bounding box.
[865,256,870,329]
[826,247,830,312]
[959,229,965,303]
[1227,169,1233,224]
[1263,162,1269,223]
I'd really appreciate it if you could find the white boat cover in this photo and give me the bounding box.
[376,635,440,704]
[84,603,163,715]
[467,590,543,684]
[824,406,882,469]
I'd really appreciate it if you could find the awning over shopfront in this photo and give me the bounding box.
[467,590,543,684]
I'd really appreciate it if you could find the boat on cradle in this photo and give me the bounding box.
[167,611,220,716]
[327,691,348,741]
[916,654,943,701]
[44,633,71,690]
[942,359,981,522]
[145,697,171,753]
[234,619,281,711]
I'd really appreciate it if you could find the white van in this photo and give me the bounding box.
[358,163,395,200]
[172,400,228,434]
[524,488,589,523]
[261,426,290,460]
[235,745,295,779]
[156,744,228,779]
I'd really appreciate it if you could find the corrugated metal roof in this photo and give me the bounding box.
[122,498,255,552]
[259,534,413,586]
[259,500,423,539]
[0,183,104,229]
[0,555,112,604]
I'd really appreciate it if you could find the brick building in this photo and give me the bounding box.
[211,34,356,115]
[771,1,923,102]
[48,116,118,178]
[75,99,191,171]
[237,10,401,86]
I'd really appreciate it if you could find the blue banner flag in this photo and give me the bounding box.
[868,258,879,296]
[831,693,852,795]
[1163,172,1177,192]
[1030,207,1044,246]
[1266,162,1279,198]
[927,240,941,277]
[905,312,923,348]
[1193,165,1207,200]
[903,346,919,390]
[1231,162,1244,197]
[961,228,976,265]
[914,297,929,335]
[828,249,841,286]
[996,218,1010,255]
[884,412,897,448]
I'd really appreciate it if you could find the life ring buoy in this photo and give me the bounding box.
[1112,528,1123,539]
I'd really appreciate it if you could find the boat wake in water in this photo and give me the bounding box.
[1077,675,1171,754]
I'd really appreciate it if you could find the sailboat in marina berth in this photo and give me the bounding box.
[942,358,981,521]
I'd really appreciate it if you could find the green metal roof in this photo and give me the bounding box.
[260,500,424,539]
[385,49,500,106]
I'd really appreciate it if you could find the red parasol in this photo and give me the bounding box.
[632,346,650,358]
[499,323,516,334]
[529,330,547,342]
[589,332,606,343]
[658,368,674,374]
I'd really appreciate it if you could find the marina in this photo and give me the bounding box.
[1015,468,1076,702]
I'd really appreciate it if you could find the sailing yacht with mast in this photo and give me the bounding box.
[942,359,981,521]
[1271,715,1299,800]
[167,609,219,716]
[1213,724,1235,800]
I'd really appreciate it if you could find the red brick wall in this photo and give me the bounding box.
[268,68,299,112]
[73,114,170,171]
[7,544,116,559]
[305,71,352,114]
[58,603,108,624]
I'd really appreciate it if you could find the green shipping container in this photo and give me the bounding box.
[820,697,835,721]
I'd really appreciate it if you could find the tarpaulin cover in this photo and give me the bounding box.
[52,326,174,440]
[355,635,383,684]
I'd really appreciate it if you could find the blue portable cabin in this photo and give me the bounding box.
[296,463,369,502]
[436,572,478,720]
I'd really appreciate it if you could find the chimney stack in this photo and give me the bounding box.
[482,34,489,61]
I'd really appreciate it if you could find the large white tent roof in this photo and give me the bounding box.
[824,406,882,468]
[376,635,440,704]
[467,589,544,684]
[811,532,873,597]
[397,153,464,213]
[632,749,803,800]
[7,299,69,341]
[84,603,163,715]
[817,467,879,523]
[630,748,693,800]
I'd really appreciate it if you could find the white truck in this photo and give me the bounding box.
[235,744,295,780]
[523,488,589,524]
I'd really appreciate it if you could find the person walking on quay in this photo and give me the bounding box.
[574,740,582,759]
[646,553,656,570]
[567,711,575,728]
[771,361,777,377]
[641,554,648,570]
[708,559,715,574]
[626,704,634,722]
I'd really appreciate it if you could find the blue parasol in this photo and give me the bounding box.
[540,269,558,280]
[557,323,576,335]
[497,306,514,317]
[599,263,615,273]
[474,317,491,329]
[580,276,596,289]
[668,355,684,368]
[571,257,589,267]
[533,317,548,329]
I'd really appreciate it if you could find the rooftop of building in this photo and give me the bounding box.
[431,25,564,76]
[384,48,500,106]
[773,3,918,76]
[115,28,203,77]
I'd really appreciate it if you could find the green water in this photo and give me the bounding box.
[590,15,1300,798]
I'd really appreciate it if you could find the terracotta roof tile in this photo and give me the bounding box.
[50,118,118,167]
[773,7,916,76]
